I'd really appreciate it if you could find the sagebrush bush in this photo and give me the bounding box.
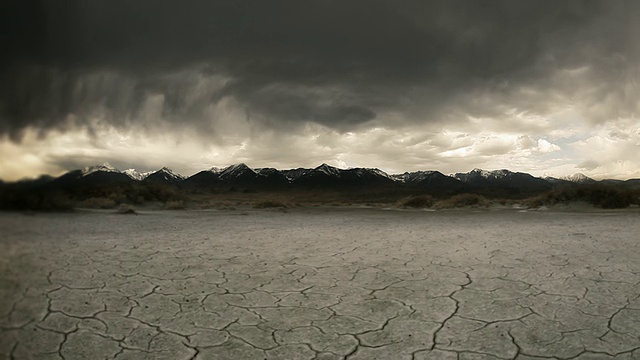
[164,200,186,210]
[80,197,117,209]
[525,185,636,209]
[41,193,75,211]
[434,194,488,209]
[397,195,434,208]
[581,186,633,209]
[0,189,74,211]
[253,200,288,209]
[117,203,137,214]
[143,183,182,202]
[523,195,546,208]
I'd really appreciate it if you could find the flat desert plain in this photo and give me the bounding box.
[1,207,640,360]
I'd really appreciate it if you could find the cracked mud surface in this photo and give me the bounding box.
[1,207,640,360]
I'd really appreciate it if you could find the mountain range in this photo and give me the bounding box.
[9,162,639,195]
[3,162,640,212]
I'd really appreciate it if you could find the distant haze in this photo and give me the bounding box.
[1,1,640,181]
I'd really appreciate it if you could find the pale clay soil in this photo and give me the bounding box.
[1,207,639,360]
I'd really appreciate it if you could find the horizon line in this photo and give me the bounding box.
[6,161,639,183]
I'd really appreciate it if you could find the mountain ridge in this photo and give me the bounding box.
[3,163,639,212]
[7,163,639,184]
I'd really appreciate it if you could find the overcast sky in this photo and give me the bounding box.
[1,0,639,181]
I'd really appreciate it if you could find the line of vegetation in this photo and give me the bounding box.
[253,200,288,209]
[524,184,640,209]
[0,190,74,211]
[434,194,490,209]
[397,195,434,208]
[1,181,639,212]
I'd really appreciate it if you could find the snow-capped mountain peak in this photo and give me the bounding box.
[123,169,154,181]
[82,162,119,176]
[490,169,510,178]
[368,168,389,177]
[281,168,311,181]
[254,167,279,176]
[462,168,511,179]
[402,170,439,183]
[352,167,392,179]
[561,173,594,183]
[156,167,185,180]
[315,163,342,177]
[220,163,256,178]
[405,170,435,181]
[470,168,493,178]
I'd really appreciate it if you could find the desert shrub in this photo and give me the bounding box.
[434,194,488,209]
[107,192,128,204]
[584,187,632,209]
[164,200,186,210]
[253,200,288,209]
[41,193,75,211]
[0,189,74,211]
[526,185,634,209]
[71,183,128,202]
[80,197,117,209]
[523,195,547,208]
[398,195,434,208]
[145,183,182,202]
[0,189,37,210]
[116,203,137,214]
[131,195,145,205]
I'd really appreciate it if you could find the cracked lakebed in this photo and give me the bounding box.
[1,207,639,360]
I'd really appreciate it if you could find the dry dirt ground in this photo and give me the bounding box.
[1,207,639,360]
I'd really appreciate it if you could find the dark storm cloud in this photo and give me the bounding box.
[1,0,639,138]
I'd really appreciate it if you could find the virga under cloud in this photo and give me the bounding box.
[1,0,639,180]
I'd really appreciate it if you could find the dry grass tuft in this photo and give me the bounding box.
[397,195,434,208]
[116,204,137,214]
[253,200,288,209]
[164,200,186,210]
[81,197,117,209]
[524,185,639,209]
[434,194,489,209]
